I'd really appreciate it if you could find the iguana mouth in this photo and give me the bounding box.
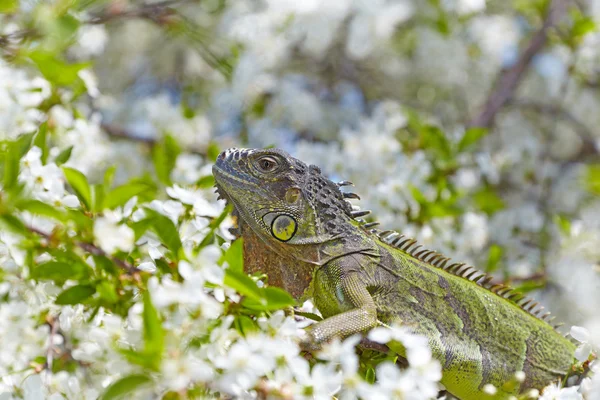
[213,181,243,237]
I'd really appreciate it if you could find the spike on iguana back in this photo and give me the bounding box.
[366,227,565,331]
[336,175,566,334]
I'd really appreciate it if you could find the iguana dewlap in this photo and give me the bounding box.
[212,147,576,399]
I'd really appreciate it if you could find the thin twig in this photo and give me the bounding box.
[44,315,58,381]
[508,99,596,142]
[101,123,157,145]
[87,0,189,25]
[468,0,569,128]
[27,225,140,275]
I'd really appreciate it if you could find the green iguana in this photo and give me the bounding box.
[212,147,577,399]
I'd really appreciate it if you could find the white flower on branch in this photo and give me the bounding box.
[93,211,135,254]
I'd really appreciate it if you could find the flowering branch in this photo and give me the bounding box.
[468,0,568,128]
[27,225,140,275]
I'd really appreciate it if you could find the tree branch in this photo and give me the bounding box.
[101,123,157,145]
[27,225,140,275]
[87,0,189,25]
[468,0,569,128]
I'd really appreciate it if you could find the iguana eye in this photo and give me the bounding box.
[270,214,297,242]
[256,156,279,172]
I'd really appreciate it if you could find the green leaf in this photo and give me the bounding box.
[0,214,27,235]
[365,367,376,384]
[55,284,96,305]
[3,137,31,189]
[222,238,243,272]
[103,166,117,189]
[196,175,215,189]
[142,291,164,369]
[54,146,73,165]
[105,182,155,210]
[16,199,66,221]
[585,164,600,195]
[457,127,488,152]
[0,0,18,13]
[91,184,105,212]
[234,315,258,336]
[97,281,118,303]
[418,125,453,161]
[33,123,48,164]
[473,187,505,215]
[224,268,264,302]
[554,214,571,236]
[243,287,295,311]
[144,209,182,257]
[152,135,181,186]
[262,287,295,309]
[206,142,221,162]
[486,244,503,273]
[31,261,91,284]
[63,167,92,210]
[29,51,90,86]
[100,374,152,400]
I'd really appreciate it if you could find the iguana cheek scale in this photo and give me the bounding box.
[212,147,578,400]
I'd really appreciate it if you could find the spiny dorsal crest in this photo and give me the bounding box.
[336,180,565,332]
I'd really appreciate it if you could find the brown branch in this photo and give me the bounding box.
[468,0,569,128]
[87,0,189,25]
[0,1,190,50]
[27,225,140,275]
[101,123,157,145]
[508,99,600,163]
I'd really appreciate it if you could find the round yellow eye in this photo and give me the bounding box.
[271,214,297,242]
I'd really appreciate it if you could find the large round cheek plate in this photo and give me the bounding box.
[271,214,297,242]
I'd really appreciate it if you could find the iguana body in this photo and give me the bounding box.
[213,148,576,399]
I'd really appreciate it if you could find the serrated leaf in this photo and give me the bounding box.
[31,261,91,284]
[54,146,73,165]
[100,374,152,400]
[63,167,92,210]
[224,268,263,302]
[458,127,488,152]
[55,284,96,305]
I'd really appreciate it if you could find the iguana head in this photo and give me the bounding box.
[213,148,370,264]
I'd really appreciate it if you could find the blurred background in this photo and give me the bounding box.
[2,0,600,339]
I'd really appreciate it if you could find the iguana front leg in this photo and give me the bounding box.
[304,260,379,348]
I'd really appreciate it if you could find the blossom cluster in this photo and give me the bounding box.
[1,0,600,399]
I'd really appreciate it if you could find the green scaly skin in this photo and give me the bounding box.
[212,147,576,399]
